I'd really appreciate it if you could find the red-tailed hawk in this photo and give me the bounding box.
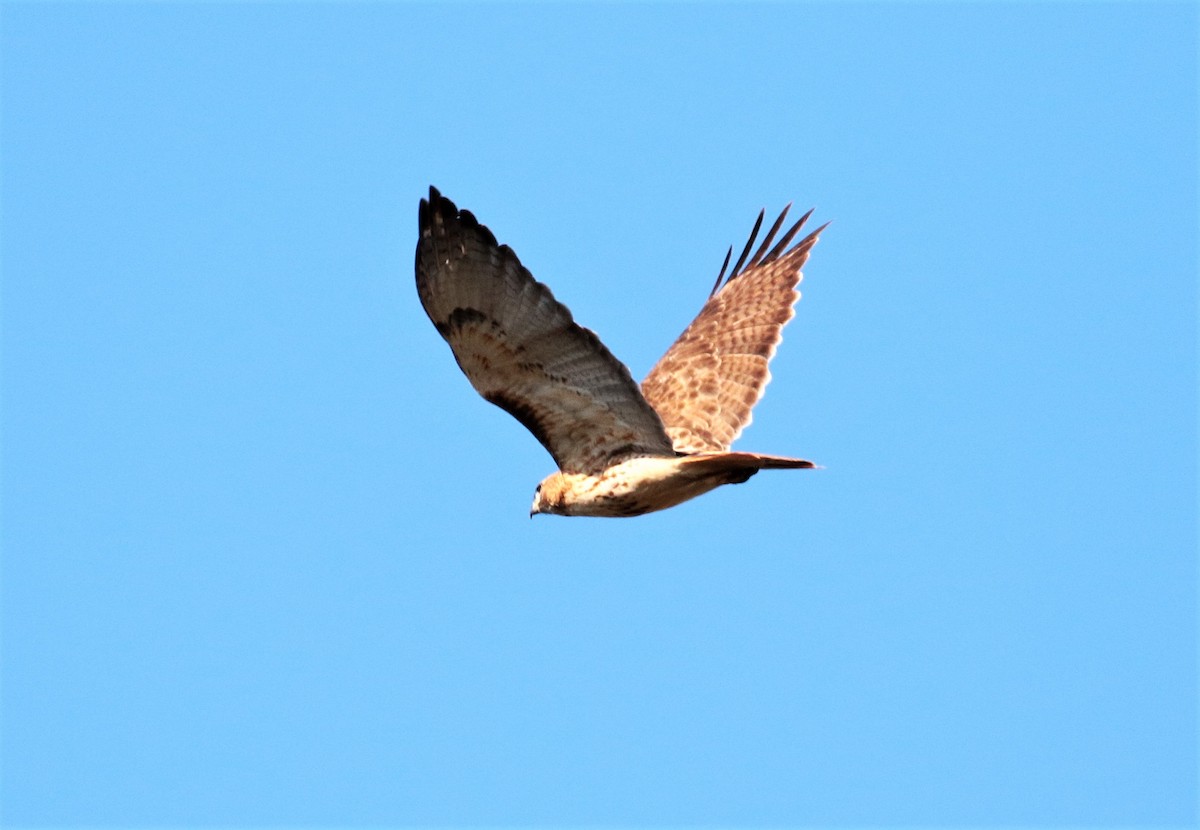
[415,186,826,518]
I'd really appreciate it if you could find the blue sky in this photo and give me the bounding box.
[2,2,1196,826]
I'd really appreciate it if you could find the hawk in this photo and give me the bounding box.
[415,186,826,518]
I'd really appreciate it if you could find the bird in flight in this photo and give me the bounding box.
[415,186,826,518]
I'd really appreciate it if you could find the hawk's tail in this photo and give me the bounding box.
[679,451,818,485]
[732,452,818,470]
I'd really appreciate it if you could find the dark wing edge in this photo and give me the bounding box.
[641,203,828,454]
[415,186,676,474]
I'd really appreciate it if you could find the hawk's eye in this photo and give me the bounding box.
[535,484,542,494]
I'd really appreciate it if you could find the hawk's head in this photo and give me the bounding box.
[530,473,570,517]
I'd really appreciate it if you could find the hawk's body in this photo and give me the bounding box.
[414,187,826,517]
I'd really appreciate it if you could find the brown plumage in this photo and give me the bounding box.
[641,203,821,453]
[414,186,827,517]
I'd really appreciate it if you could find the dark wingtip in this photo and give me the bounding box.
[765,208,819,263]
[796,219,832,253]
[727,208,765,284]
[748,203,792,270]
[421,185,456,232]
[418,187,497,243]
[710,245,733,297]
[703,201,831,299]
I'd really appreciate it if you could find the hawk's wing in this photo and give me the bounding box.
[416,187,675,475]
[641,205,827,454]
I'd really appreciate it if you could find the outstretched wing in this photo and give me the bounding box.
[641,204,827,454]
[415,187,675,474]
